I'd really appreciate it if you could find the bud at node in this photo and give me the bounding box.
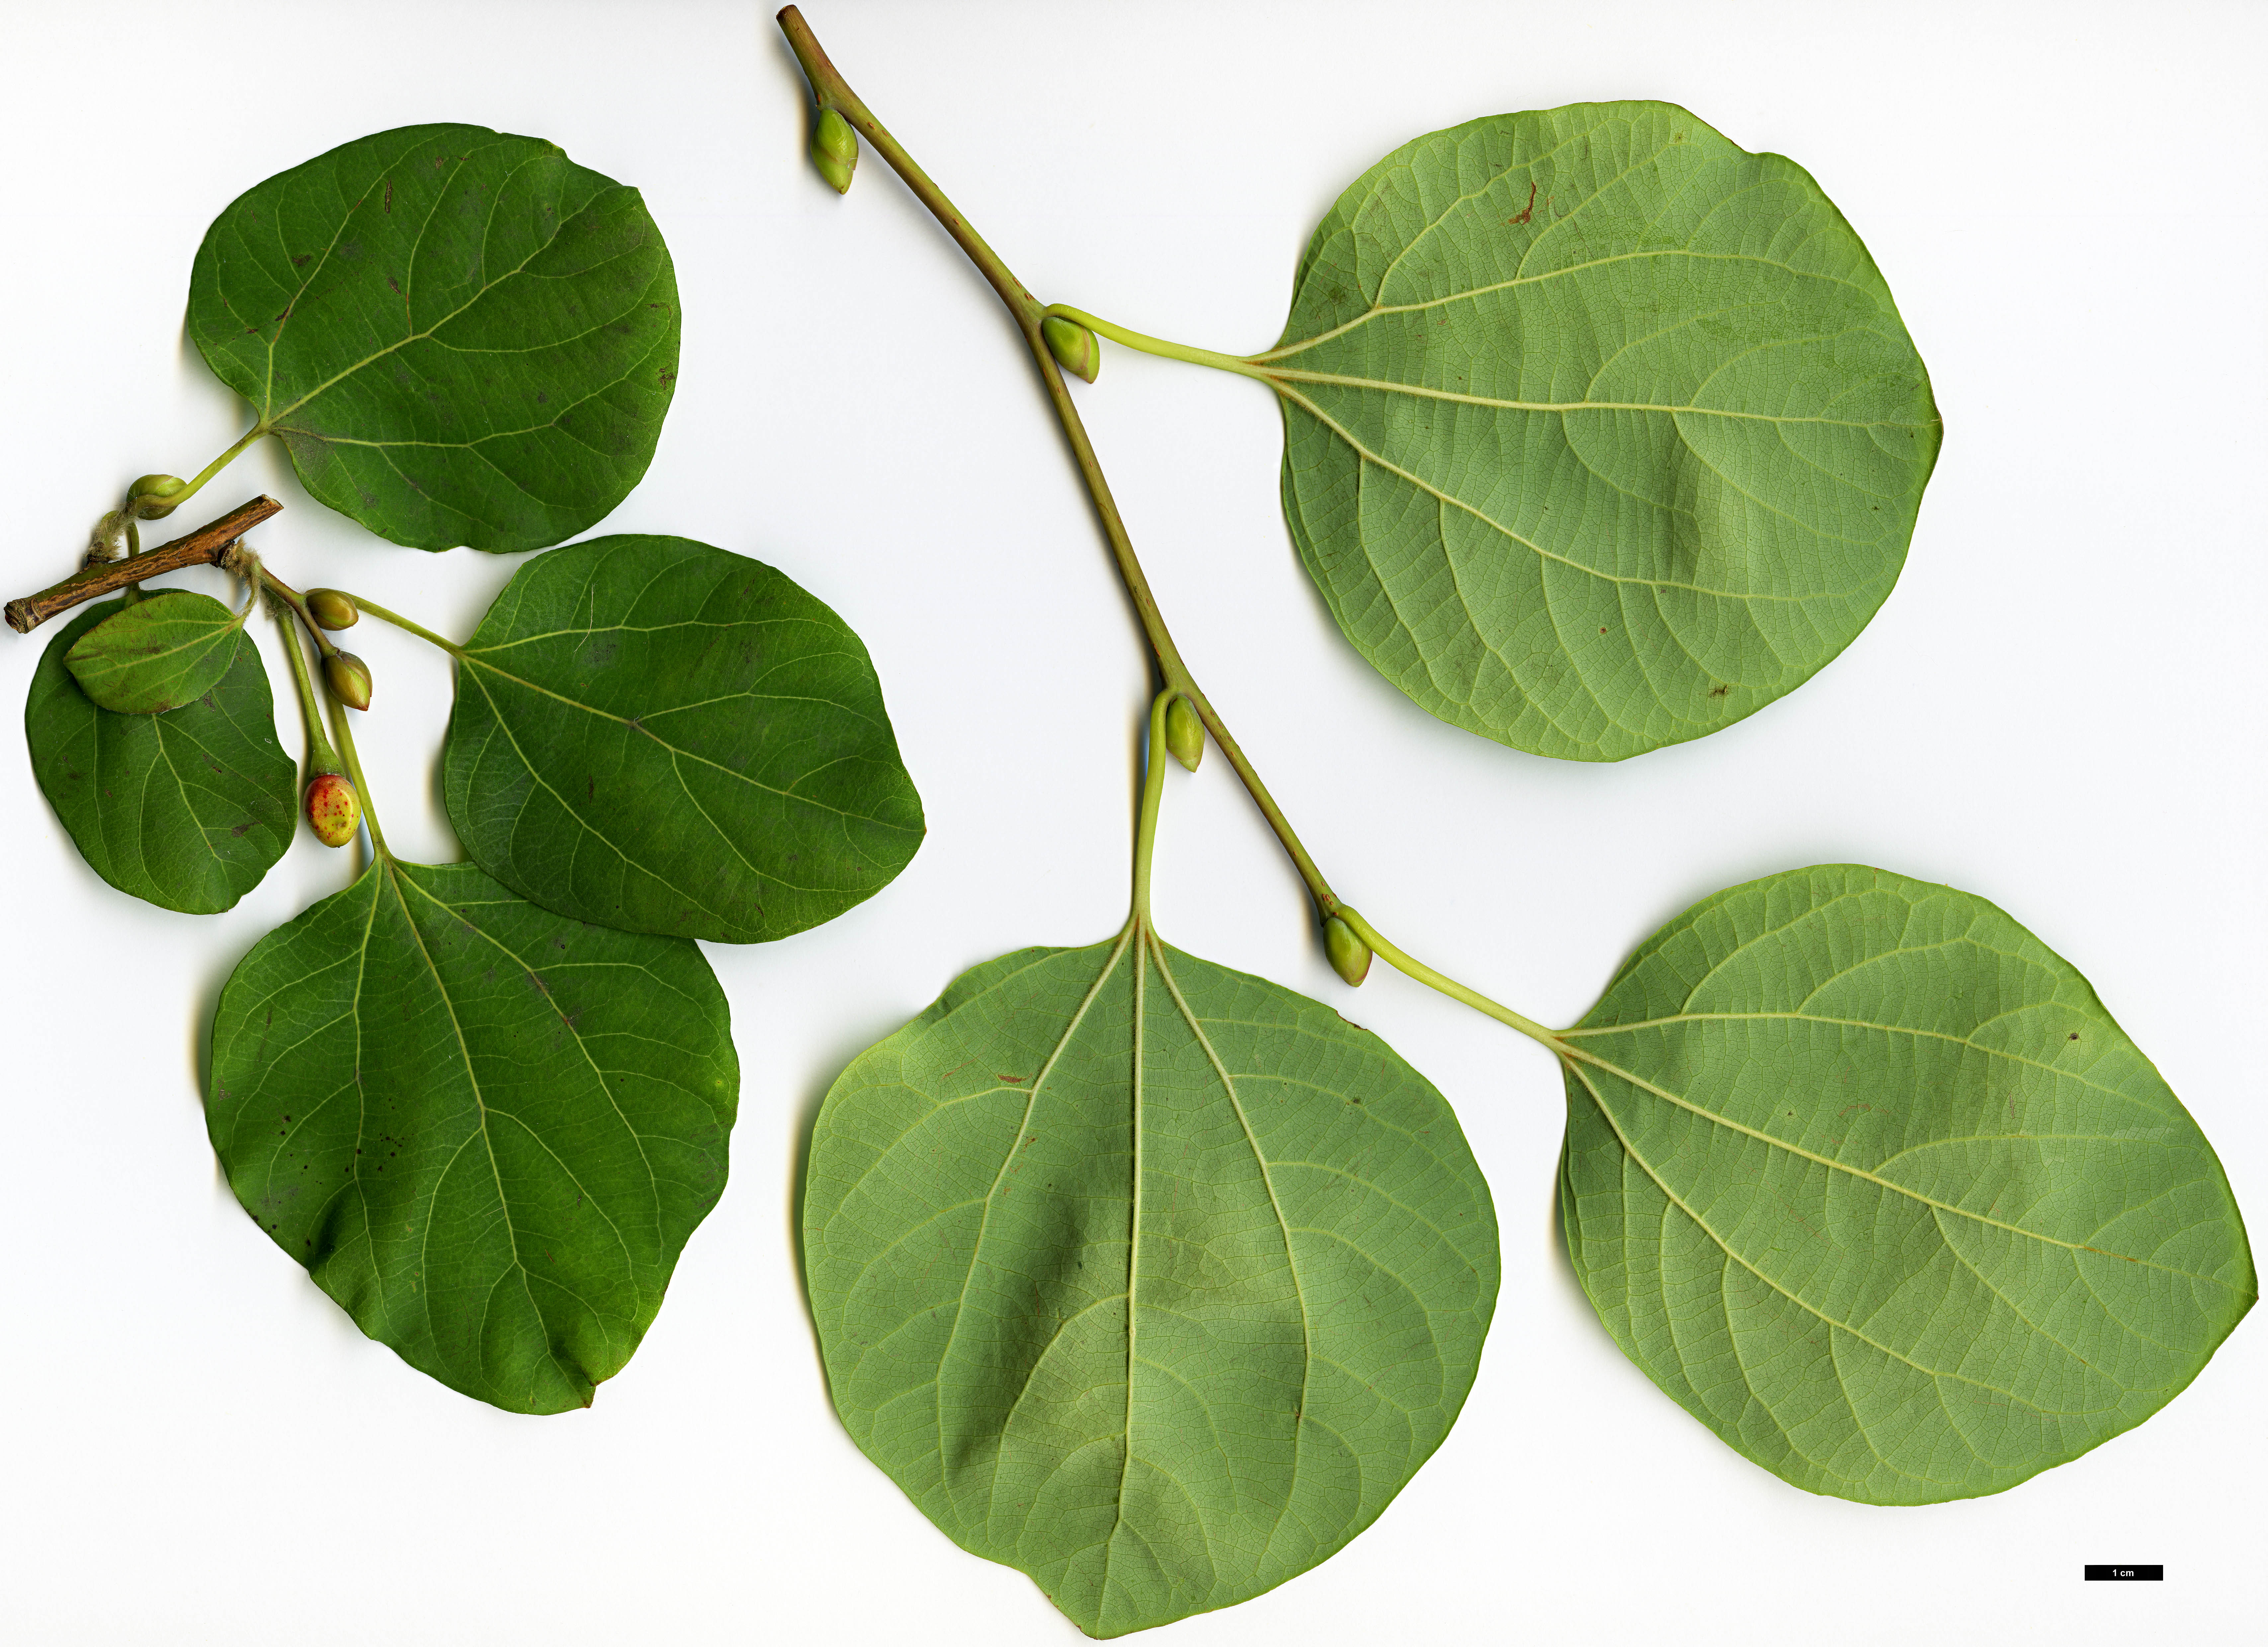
[304,772,361,849]
[128,474,190,520]
[1042,315,1101,384]
[811,107,858,193]
[324,650,373,711]
[1164,694,1203,772]
[1323,916,1372,988]
[306,588,360,630]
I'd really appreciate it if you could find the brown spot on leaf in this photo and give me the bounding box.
[1507,181,1537,225]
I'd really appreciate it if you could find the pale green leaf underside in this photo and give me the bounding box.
[1273,102,1941,760]
[444,534,923,943]
[189,124,679,553]
[806,931,1498,1637]
[64,590,244,713]
[1558,865,2254,1503]
[26,597,293,914]
[207,858,737,1413]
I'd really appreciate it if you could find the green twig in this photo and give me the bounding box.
[275,598,342,778]
[327,691,389,862]
[350,594,465,656]
[1043,304,1268,381]
[778,6,1554,1053]
[1131,691,1174,925]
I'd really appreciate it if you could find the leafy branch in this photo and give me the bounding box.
[779,6,2251,1638]
[12,118,924,1416]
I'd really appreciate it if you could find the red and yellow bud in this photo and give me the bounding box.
[304,772,361,848]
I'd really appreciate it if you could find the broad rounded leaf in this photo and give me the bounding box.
[806,928,1498,1637]
[208,858,737,1413]
[26,597,293,913]
[188,124,680,553]
[1269,103,1941,760]
[1557,865,2254,1503]
[444,534,923,943]
[65,589,245,713]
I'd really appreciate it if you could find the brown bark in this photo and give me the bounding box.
[5,496,282,634]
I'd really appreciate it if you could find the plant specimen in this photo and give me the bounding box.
[776,7,2253,1637]
[11,122,921,1411]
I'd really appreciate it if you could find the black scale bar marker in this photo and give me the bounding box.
[2084,1565,2163,1581]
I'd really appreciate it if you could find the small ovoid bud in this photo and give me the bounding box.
[324,650,373,711]
[128,474,189,520]
[1323,916,1372,988]
[306,588,360,630]
[810,107,858,193]
[304,772,361,848]
[1042,315,1100,384]
[1164,694,1203,772]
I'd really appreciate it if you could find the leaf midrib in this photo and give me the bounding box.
[1279,383,1883,602]
[1556,1035,2236,1288]
[1560,1008,2164,1111]
[460,655,907,829]
[251,139,640,436]
[1149,936,1315,1572]
[395,868,662,1264]
[945,928,1134,1519]
[376,863,638,1389]
[1262,367,1929,430]
[1564,1060,2118,1421]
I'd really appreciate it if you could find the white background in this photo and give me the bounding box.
[1,1,2260,1642]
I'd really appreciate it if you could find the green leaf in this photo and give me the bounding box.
[444,534,923,943]
[1270,103,1940,760]
[188,124,679,553]
[207,857,737,1413]
[64,589,245,713]
[806,928,1498,1637]
[1557,865,2254,1503]
[26,597,294,913]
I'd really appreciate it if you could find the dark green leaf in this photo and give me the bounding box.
[806,928,1498,1637]
[1558,865,2254,1503]
[64,589,245,713]
[207,857,737,1413]
[26,597,293,913]
[1270,104,1940,760]
[188,124,680,553]
[444,535,923,943]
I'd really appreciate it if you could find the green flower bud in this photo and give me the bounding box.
[1323,916,1372,988]
[128,474,189,520]
[1042,315,1100,384]
[305,588,360,630]
[304,771,361,848]
[1164,694,1203,772]
[324,650,373,711]
[811,107,858,193]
